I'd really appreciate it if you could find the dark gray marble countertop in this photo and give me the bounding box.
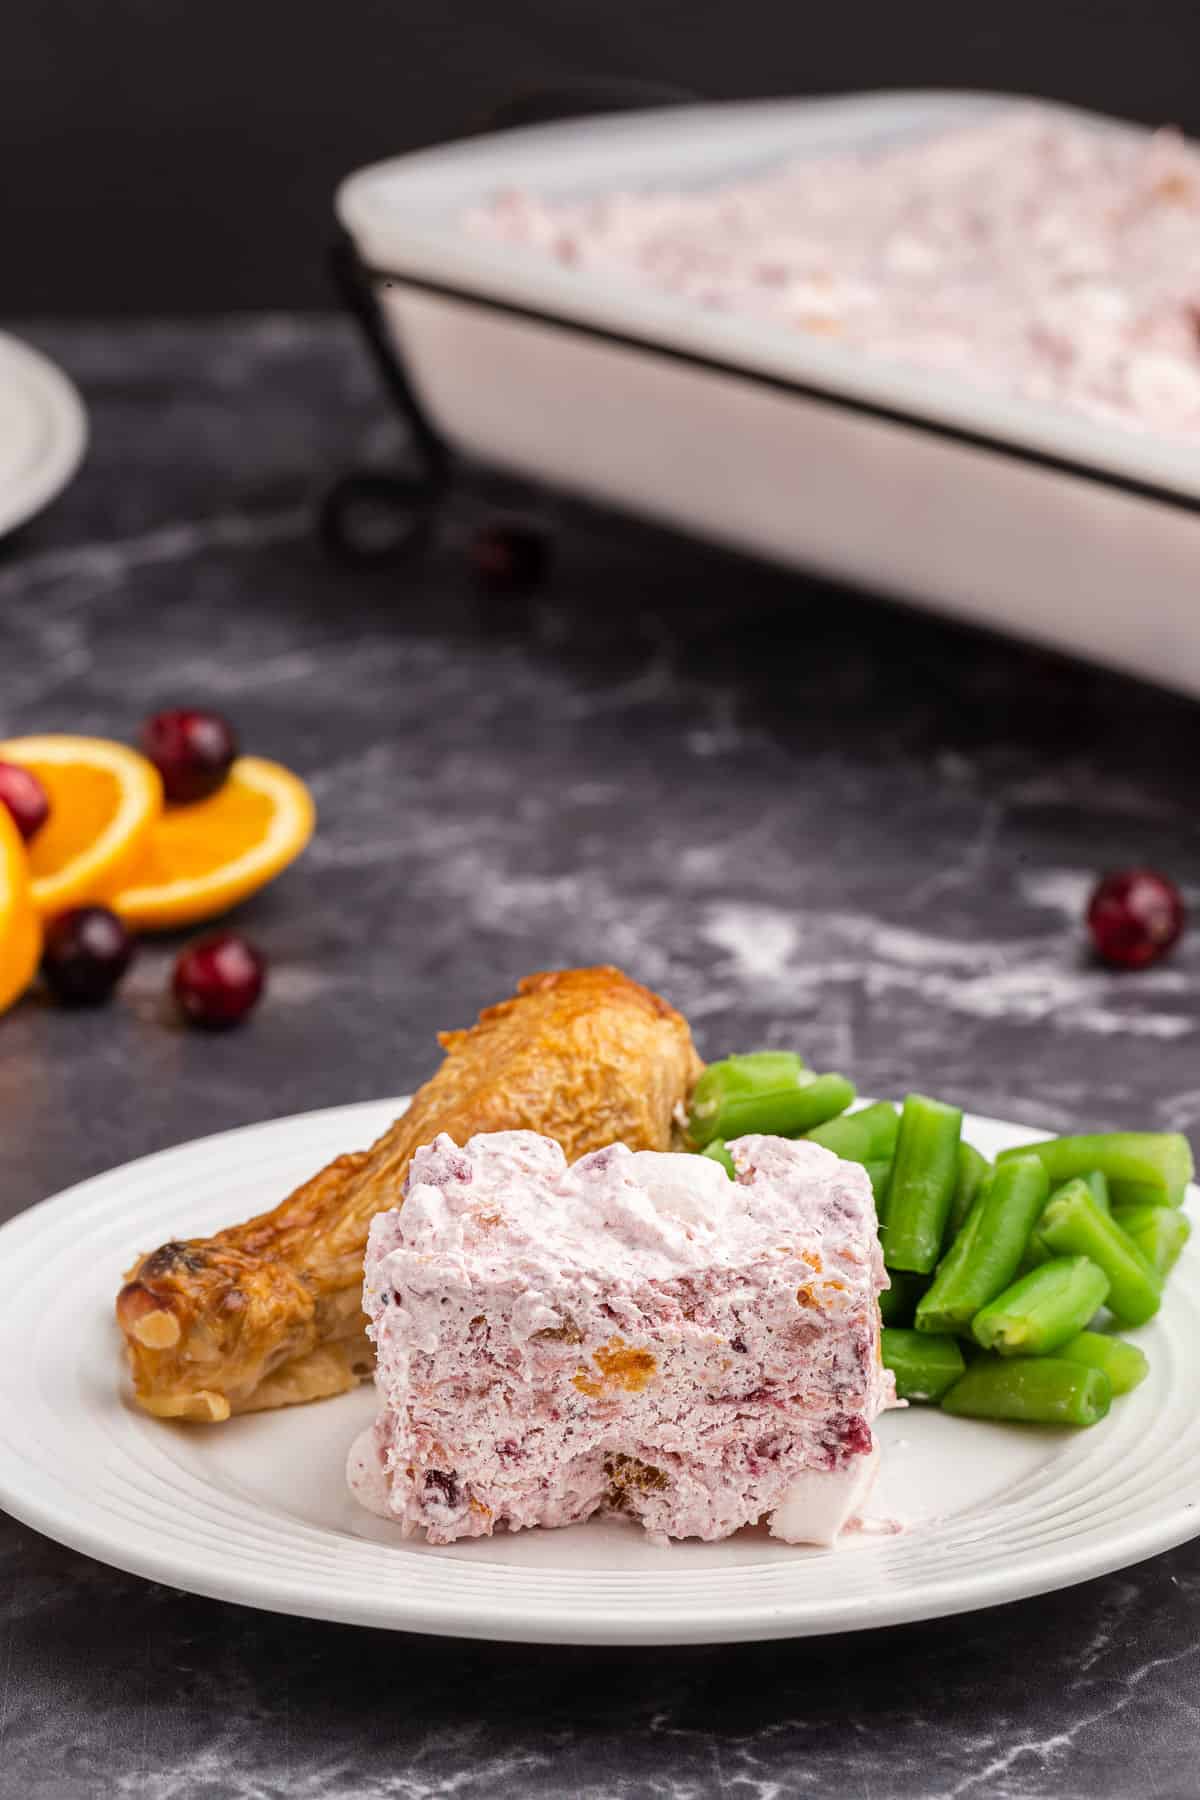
[2,319,1198,1799]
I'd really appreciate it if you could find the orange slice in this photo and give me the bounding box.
[0,735,163,917]
[0,803,42,1014]
[107,756,315,930]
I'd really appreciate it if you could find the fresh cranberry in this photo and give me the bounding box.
[1087,868,1185,970]
[42,907,135,1006]
[173,932,266,1028]
[468,520,550,593]
[0,760,51,843]
[139,709,238,804]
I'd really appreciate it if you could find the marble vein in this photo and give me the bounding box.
[0,504,309,605]
[700,901,1196,1039]
[942,1635,1200,1800]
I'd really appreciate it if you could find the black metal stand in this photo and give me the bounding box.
[321,83,699,568]
[319,235,453,567]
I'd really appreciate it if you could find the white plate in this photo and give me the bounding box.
[0,1100,1196,1645]
[0,331,87,538]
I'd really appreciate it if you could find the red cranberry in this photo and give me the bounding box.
[468,520,550,593]
[42,907,135,1006]
[139,709,238,804]
[173,932,266,1028]
[1087,868,1185,970]
[0,760,51,843]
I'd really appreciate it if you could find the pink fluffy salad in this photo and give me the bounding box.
[467,111,1200,438]
[348,1129,890,1546]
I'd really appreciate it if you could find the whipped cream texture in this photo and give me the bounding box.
[351,1129,889,1546]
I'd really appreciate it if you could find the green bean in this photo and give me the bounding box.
[687,1051,802,1145]
[948,1142,992,1236]
[1111,1202,1192,1279]
[687,1055,854,1147]
[1109,1179,1189,1211]
[865,1159,892,1210]
[1056,1330,1149,1397]
[971,1256,1110,1356]
[1020,1236,1050,1272]
[881,1327,965,1402]
[878,1269,929,1327]
[854,1101,900,1159]
[880,1094,963,1273]
[1083,1170,1111,1215]
[997,1132,1193,1208]
[1037,1181,1162,1327]
[1024,1172,1106,1267]
[806,1101,899,1164]
[916,1153,1049,1335]
[700,1139,735,1177]
[941,1356,1112,1427]
[804,1113,870,1160]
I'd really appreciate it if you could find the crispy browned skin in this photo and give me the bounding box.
[117,966,703,1422]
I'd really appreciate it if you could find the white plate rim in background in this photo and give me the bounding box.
[0,331,87,538]
[0,1097,1196,1645]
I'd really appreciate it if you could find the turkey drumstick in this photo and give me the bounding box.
[117,967,703,1422]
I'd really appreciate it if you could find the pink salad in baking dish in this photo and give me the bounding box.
[468,111,1200,439]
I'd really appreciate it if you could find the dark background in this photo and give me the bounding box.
[4,0,1200,316]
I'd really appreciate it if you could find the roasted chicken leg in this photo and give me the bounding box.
[117,966,702,1422]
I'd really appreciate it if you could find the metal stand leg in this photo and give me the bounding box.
[322,88,699,568]
[320,236,453,566]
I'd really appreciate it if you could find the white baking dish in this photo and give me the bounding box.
[337,92,1200,697]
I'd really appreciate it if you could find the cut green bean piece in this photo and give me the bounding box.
[1109,1178,1188,1210]
[806,1101,899,1164]
[971,1256,1110,1356]
[1025,1172,1106,1267]
[1037,1181,1162,1327]
[942,1356,1112,1427]
[700,1139,736,1177]
[864,1159,892,1210]
[687,1055,853,1147]
[1056,1330,1149,1397]
[948,1142,993,1237]
[1083,1169,1111,1214]
[878,1270,929,1328]
[687,1051,801,1145]
[804,1113,869,1161]
[881,1094,963,1273]
[916,1153,1049,1336]
[881,1327,965,1402]
[1020,1236,1050,1272]
[855,1101,900,1159]
[997,1133,1193,1208]
[1111,1203,1192,1279]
